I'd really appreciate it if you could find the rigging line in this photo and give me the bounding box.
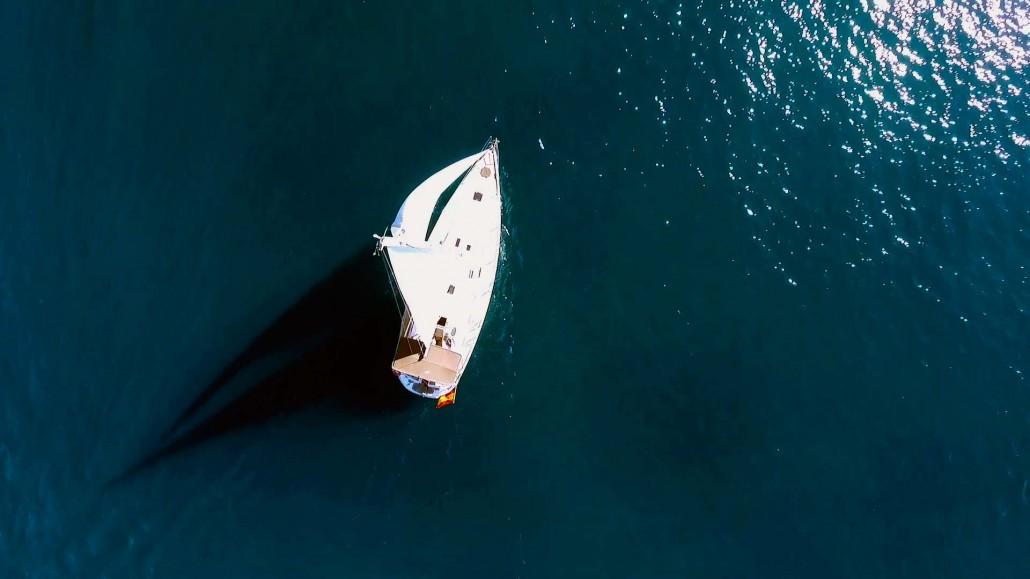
[377,229,405,315]
[385,260,403,317]
[378,248,405,317]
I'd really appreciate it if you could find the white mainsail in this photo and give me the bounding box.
[384,244,457,345]
[390,151,484,241]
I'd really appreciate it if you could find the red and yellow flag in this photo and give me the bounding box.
[436,389,457,409]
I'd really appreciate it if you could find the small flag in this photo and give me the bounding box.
[436,389,457,409]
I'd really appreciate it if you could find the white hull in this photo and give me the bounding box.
[378,140,502,400]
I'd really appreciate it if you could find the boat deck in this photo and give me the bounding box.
[392,337,462,386]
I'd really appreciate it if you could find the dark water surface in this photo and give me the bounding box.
[2,1,1028,577]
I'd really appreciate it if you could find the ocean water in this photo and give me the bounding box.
[1,1,1027,577]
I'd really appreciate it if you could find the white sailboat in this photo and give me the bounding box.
[374,139,502,403]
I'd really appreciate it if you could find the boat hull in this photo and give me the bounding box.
[396,372,457,399]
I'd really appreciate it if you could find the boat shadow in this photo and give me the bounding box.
[115,251,413,483]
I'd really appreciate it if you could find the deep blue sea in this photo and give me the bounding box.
[2,1,1028,577]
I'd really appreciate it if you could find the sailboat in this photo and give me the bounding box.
[374,139,502,403]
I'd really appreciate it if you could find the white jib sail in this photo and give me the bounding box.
[390,151,484,241]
